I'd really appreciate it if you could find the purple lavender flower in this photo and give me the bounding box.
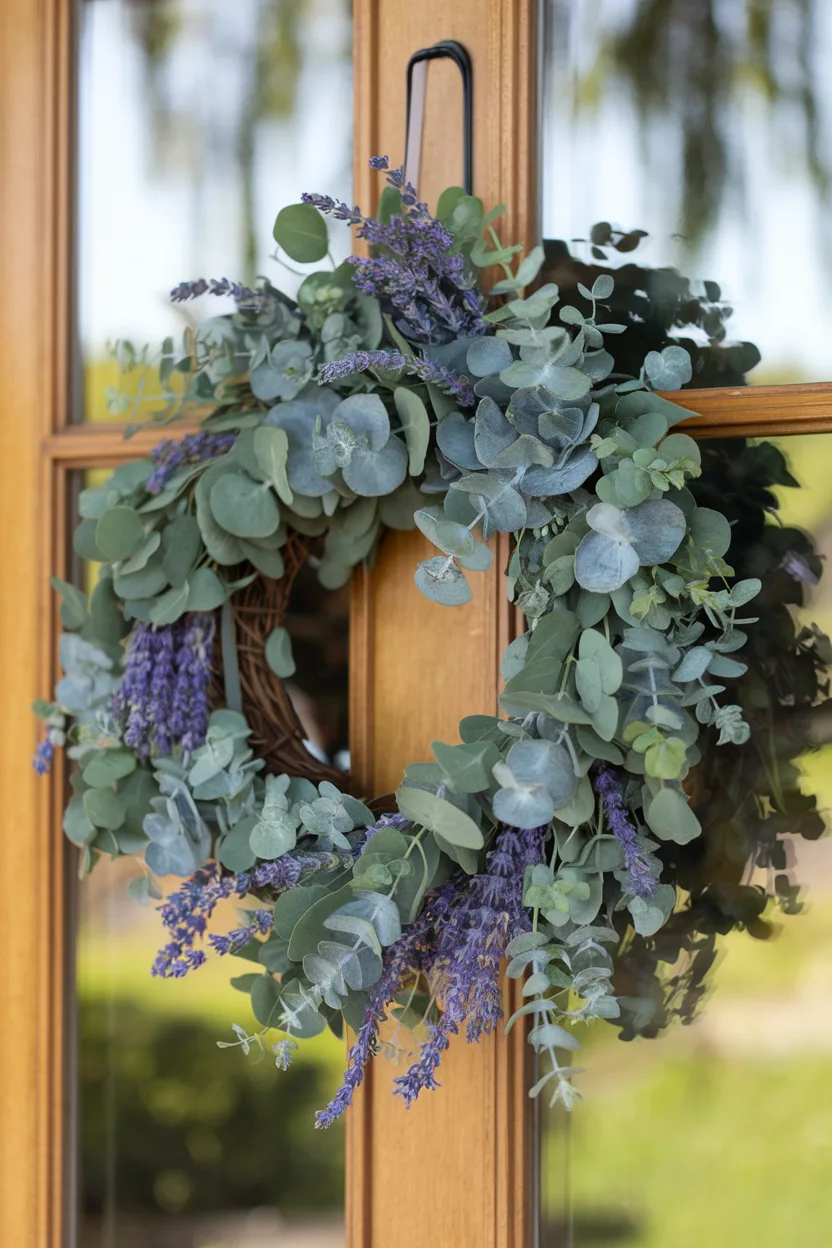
[113,614,215,760]
[781,551,819,587]
[169,277,271,312]
[32,732,55,775]
[146,432,236,495]
[148,625,174,756]
[113,623,155,759]
[315,882,457,1129]
[175,614,215,754]
[317,825,545,1126]
[592,763,657,898]
[208,909,273,955]
[317,348,475,407]
[152,853,343,979]
[392,825,544,1106]
[303,156,487,346]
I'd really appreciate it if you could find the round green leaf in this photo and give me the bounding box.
[63,793,97,846]
[645,787,701,844]
[250,973,281,1027]
[73,518,105,562]
[210,473,280,539]
[394,387,430,475]
[187,567,226,611]
[83,786,126,831]
[240,540,285,579]
[218,816,258,873]
[149,582,191,626]
[82,749,136,788]
[95,506,145,562]
[265,627,296,678]
[90,577,129,646]
[395,785,484,849]
[273,202,329,263]
[113,553,168,601]
[162,514,202,587]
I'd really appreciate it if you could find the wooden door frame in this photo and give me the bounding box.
[3,0,832,1244]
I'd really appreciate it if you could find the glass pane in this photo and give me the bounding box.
[535,430,832,1247]
[73,472,349,1246]
[541,2,832,386]
[77,0,352,423]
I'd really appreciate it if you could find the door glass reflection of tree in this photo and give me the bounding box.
[78,0,353,422]
[541,1,832,384]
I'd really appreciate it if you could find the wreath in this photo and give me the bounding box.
[36,157,830,1126]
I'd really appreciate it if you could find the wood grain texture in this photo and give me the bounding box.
[348,3,537,1245]
[0,1,72,1244]
[664,382,832,438]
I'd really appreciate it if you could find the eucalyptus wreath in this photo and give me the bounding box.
[36,157,829,1125]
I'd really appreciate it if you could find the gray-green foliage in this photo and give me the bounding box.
[45,191,768,1118]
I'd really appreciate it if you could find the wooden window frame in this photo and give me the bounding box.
[3,0,832,1244]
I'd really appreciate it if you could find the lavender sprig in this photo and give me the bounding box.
[317,825,545,1126]
[315,881,458,1129]
[170,277,271,312]
[32,731,56,775]
[303,155,487,346]
[317,348,475,407]
[146,431,236,495]
[393,825,544,1107]
[592,763,658,898]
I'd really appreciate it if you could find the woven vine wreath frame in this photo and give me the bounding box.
[36,158,830,1127]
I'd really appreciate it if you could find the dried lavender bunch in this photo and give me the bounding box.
[112,614,215,760]
[316,824,545,1127]
[146,431,236,495]
[317,347,475,406]
[152,852,347,978]
[303,156,486,345]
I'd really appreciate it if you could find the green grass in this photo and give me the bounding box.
[541,1049,832,1247]
[540,890,832,1246]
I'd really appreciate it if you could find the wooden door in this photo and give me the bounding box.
[4,1,832,1245]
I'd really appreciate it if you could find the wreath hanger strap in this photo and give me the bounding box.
[405,40,473,194]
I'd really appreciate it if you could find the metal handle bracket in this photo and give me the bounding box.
[405,40,473,195]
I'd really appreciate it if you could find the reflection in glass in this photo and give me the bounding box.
[77,0,352,422]
[541,1,832,385]
[535,431,832,1248]
[73,471,349,1245]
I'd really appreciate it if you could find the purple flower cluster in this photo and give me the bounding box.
[592,763,657,898]
[303,156,486,346]
[315,882,455,1128]
[112,614,215,760]
[208,908,273,955]
[316,824,545,1127]
[169,277,270,312]
[392,824,544,1107]
[146,431,236,495]
[32,731,55,775]
[152,852,346,978]
[318,348,475,407]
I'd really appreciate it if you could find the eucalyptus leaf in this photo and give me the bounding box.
[210,473,280,539]
[395,785,484,849]
[265,627,296,678]
[273,202,329,263]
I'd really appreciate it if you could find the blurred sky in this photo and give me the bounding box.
[78,0,354,356]
[79,0,832,380]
